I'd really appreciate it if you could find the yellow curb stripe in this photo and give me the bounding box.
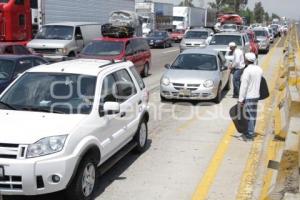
[191,38,281,200]
[236,38,281,200]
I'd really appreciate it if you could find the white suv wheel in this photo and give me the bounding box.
[139,123,147,147]
[82,163,96,197]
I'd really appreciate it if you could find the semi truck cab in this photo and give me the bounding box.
[0,0,32,44]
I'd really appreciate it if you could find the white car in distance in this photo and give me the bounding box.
[0,59,149,200]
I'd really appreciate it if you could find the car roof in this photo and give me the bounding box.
[94,37,143,42]
[27,59,133,76]
[44,22,100,26]
[0,55,40,60]
[181,48,218,56]
[187,28,210,32]
[214,32,244,36]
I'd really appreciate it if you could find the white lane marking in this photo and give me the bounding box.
[163,49,179,54]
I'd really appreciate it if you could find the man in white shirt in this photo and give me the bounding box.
[229,42,245,98]
[239,52,263,139]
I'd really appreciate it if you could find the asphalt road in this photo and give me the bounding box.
[2,39,282,200]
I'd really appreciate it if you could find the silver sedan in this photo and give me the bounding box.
[160,48,231,103]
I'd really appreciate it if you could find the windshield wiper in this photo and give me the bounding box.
[0,101,16,110]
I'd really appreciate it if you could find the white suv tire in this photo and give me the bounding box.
[134,120,148,153]
[65,154,98,200]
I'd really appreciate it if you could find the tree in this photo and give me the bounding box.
[178,0,195,7]
[264,12,270,23]
[253,1,265,23]
[271,13,280,20]
[208,0,248,13]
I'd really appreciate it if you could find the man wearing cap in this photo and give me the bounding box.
[239,52,263,139]
[229,42,245,98]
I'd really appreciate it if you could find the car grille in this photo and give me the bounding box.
[172,83,200,91]
[0,175,23,191]
[33,48,57,54]
[0,143,27,159]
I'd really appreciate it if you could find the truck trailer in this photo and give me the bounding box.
[135,2,174,36]
[173,6,206,30]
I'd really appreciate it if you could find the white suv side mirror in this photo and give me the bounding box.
[103,102,120,114]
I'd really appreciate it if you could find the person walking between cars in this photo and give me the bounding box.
[229,42,245,98]
[239,52,263,140]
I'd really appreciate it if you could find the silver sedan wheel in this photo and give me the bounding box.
[82,163,96,197]
[139,123,147,147]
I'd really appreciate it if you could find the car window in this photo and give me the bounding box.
[0,60,15,81]
[210,35,242,46]
[4,46,14,54]
[185,31,208,39]
[171,54,218,71]
[130,66,145,90]
[114,69,137,102]
[33,58,48,66]
[14,45,31,55]
[125,41,134,56]
[14,59,33,76]
[100,74,118,104]
[131,39,140,53]
[75,27,83,39]
[82,41,124,56]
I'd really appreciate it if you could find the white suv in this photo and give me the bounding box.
[0,59,149,199]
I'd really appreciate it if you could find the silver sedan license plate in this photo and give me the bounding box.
[179,89,191,96]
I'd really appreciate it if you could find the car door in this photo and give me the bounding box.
[218,53,228,88]
[114,69,140,144]
[97,73,125,159]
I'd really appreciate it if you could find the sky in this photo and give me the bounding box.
[146,0,299,20]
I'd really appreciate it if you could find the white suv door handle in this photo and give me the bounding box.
[120,112,126,118]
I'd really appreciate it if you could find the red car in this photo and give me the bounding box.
[0,42,32,55]
[79,37,151,77]
[170,30,185,42]
[245,30,259,57]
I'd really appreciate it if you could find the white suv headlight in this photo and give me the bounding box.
[204,80,214,88]
[27,135,68,158]
[161,77,170,86]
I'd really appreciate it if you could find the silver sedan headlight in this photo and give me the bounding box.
[203,80,214,88]
[161,77,170,86]
[27,135,68,158]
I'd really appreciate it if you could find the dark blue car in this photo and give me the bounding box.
[0,55,48,94]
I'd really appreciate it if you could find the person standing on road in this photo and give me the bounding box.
[239,52,263,140]
[229,42,245,98]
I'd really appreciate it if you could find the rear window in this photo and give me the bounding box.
[210,35,242,46]
[254,30,267,37]
[81,41,124,56]
[185,31,208,39]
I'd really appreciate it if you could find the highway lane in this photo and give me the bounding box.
[2,40,280,200]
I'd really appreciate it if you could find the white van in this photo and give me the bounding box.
[27,22,101,62]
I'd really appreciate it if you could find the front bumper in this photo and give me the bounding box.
[0,154,77,195]
[160,84,218,100]
[43,55,68,62]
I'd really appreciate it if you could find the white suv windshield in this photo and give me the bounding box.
[0,73,97,114]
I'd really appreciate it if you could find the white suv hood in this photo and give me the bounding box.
[0,110,86,144]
